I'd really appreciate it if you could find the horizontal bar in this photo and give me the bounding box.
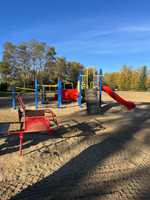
[16,87,35,91]
[42,85,58,87]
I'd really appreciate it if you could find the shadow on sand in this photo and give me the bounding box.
[10,102,150,199]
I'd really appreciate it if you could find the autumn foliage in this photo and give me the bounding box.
[103,65,149,91]
[0,40,149,91]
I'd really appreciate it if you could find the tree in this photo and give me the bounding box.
[17,42,31,87]
[118,65,127,90]
[131,70,139,90]
[67,61,84,86]
[118,65,133,91]
[44,46,56,83]
[0,39,86,88]
[125,67,132,90]
[146,70,150,90]
[29,39,46,79]
[2,42,18,80]
[103,72,119,90]
[146,77,150,90]
[0,61,12,82]
[55,56,68,82]
[138,66,147,91]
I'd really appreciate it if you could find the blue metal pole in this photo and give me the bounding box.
[60,80,62,105]
[35,78,38,109]
[96,71,98,89]
[99,69,102,108]
[12,85,15,110]
[44,87,46,101]
[41,80,43,104]
[58,77,60,109]
[78,76,80,106]
[79,68,82,108]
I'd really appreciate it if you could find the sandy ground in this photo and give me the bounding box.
[0,91,150,200]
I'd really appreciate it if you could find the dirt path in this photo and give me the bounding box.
[0,91,150,199]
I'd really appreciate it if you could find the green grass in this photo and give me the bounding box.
[0,91,42,97]
[0,92,12,97]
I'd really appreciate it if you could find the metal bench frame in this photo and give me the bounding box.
[0,94,59,156]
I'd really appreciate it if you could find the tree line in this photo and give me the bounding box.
[0,39,149,91]
[103,65,150,91]
[0,39,84,90]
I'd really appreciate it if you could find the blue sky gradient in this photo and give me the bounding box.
[0,0,150,73]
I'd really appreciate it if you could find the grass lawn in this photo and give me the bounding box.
[0,92,13,97]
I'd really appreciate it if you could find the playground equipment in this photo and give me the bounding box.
[63,82,74,89]
[102,86,136,109]
[40,84,57,103]
[12,79,47,110]
[49,67,136,111]
[81,66,99,89]
[12,78,39,110]
[0,94,59,156]
[15,87,35,92]
[56,71,82,108]
[42,84,58,92]
[85,88,100,115]
[15,67,135,112]
[80,67,136,113]
[49,78,79,109]
[41,84,58,94]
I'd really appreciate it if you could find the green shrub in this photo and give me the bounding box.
[0,82,9,91]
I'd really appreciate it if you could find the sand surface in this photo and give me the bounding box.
[0,91,150,200]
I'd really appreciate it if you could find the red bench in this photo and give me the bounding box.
[0,94,59,156]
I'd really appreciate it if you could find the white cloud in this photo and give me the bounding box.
[120,26,150,32]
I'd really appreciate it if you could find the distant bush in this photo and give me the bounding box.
[0,82,9,91]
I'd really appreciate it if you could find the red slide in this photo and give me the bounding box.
[49,88,78,101]
[102,86,136,109]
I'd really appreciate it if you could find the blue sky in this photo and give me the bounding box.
[0,0,150,73]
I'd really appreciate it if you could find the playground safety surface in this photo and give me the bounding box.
[0,91,150,199]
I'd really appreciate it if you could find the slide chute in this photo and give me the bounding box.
[102,86,136,109]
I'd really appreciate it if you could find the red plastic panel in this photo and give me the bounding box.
[102,86,136,109]
[61,88,78,100]
[25,116,50,132]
